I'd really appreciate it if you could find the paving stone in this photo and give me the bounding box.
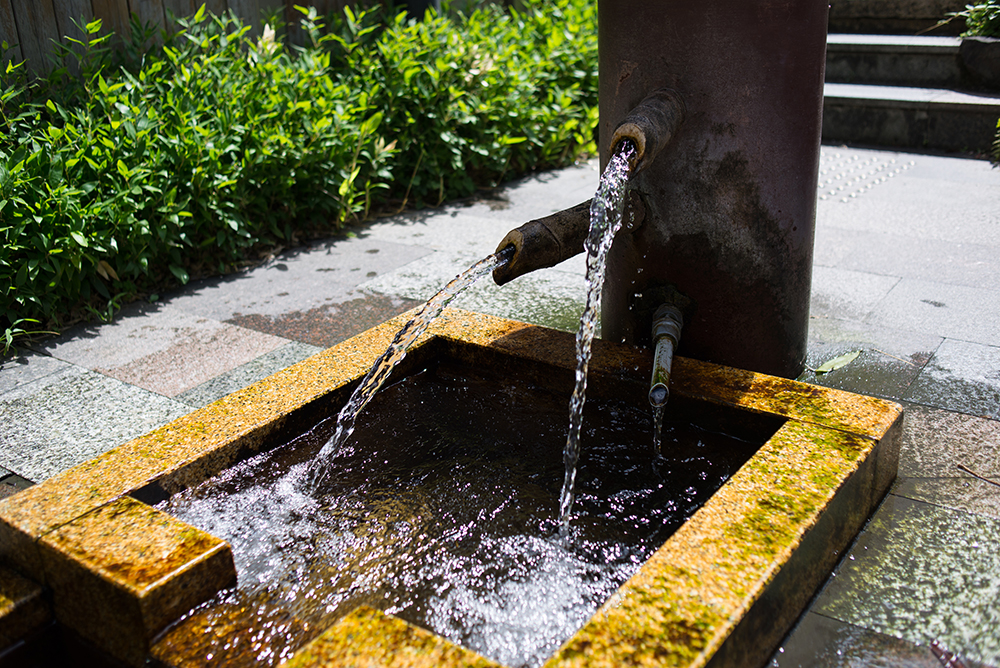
[773,612,960,668]
[360,209,531,258]
[894,478,1000,522]
[813,225,1000,291]
[813,495,1000,666]
[0,473,34,500]
[442,158,600,225]
[95,320,288,398]
[809,266,901,322]
[163,236,435,322]
[227,291,422,349]
[0,352,75,396]
[802,318,939,401]
[816,150,1000,247]
[359,165,598,260]
[175,341,324,408]
[450,269,589,333]
[360,250,589,333]
[904,339,1000,418]
[0,369,191,482]
[898,404,1000,479]
[867,281,1000,348]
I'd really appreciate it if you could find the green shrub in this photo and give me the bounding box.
[993,117,1000,163]
[0,0,598,344]
[953,0,1000,37]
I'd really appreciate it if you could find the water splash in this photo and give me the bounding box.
[558,141,637,531]
[309,246,514,487]
[160,363,754,667]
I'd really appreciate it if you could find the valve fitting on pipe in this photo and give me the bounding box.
[649,304,684,408]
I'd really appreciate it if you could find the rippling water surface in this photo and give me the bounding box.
[161,362,759,667]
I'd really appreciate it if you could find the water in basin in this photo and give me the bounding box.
[158,359,774,667]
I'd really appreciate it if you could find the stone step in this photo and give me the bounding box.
[822,82,1000,154]
[827,34,965,89]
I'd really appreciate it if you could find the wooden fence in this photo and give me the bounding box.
[0,0,360,75]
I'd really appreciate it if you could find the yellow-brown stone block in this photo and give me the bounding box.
[282,606,502,668]
[0,564,50,649]
[37,496,236,666]
[0,308,905,666]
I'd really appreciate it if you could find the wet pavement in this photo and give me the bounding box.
[2,145,999,666]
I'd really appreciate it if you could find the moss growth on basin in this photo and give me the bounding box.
[0,308,902,667]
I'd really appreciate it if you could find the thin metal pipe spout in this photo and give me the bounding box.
[648,303,684,408]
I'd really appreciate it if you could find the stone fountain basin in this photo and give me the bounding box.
[0,308,902,667]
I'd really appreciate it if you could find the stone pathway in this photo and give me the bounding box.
[1,146,998,666]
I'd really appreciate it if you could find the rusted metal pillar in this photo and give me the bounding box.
[600,0,828,378]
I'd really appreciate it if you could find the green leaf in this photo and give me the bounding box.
[338,166,361,197]
[169,264,190,284]
[813,350,861,375]
[70,231,89,248]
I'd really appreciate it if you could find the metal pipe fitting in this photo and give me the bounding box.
[649,303,684,408]
[609,88,685,177]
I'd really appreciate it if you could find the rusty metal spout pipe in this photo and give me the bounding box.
[610,88,685,177]
[493,89,682,286]
[492,201,591,286]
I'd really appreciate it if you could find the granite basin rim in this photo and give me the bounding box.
[0,307,903,667]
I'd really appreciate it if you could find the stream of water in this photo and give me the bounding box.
[558,141,637,531]
[309,246,514,487]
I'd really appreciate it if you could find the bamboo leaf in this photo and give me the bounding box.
[813,350,861,374]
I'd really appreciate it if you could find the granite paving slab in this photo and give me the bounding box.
[0,368,191,482]
[360,209,533,257]
[0,474,32,501]
[813,225,1000,291]
[890,403,1000,523]
[773,612,989,668]
[813,495,1000,666]
[802,318,940,401]
[33,303,289,392]
[893,478,1000,522]
[898,404,1000,479]
[809,266,902,322]
[99,320,288,398]
[0,352,71,395]
[359,250,588,332]
[175,341,323,408]
[162,235,435,322]
[358,161,598,255]
[816,153,1000,248]
[438,158,600,224]
[226,290,421,349]
[868,281,1000,349]
[904,339,1000,417]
